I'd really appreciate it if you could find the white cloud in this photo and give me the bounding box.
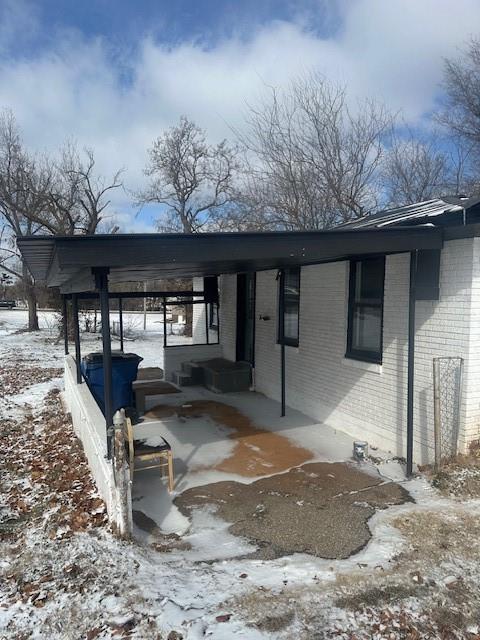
[0,0,478,230]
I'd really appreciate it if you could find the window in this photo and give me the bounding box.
[278,268,300,347]
[346,257,385,364]
[209,302,219,329]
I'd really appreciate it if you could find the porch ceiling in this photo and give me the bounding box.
[17,226,444,294]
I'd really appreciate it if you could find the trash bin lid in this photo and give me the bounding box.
[83,351,143,364]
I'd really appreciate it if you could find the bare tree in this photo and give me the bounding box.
[439,39,480,152]
[381,131,450,206]
[24,143,123,236]
[137,116,240,233]
[0,111,55,329]
[237,74,394,229]
[437,38,480,194]
[0,111,123,330]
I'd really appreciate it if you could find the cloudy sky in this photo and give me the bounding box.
[0,0,479,230]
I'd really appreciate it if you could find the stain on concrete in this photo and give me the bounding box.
[174,462,413,559]
[145,400,314,476]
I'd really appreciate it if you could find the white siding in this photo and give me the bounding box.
[224,239,478,464]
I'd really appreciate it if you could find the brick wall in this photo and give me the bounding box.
[463,237,480,449]
[192,276,207,343]
[219,273,237,362]
[219,239,478,464]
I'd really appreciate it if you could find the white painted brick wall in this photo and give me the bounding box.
[464,237,480,448]
[163,343,222,380]
[219,274,237,362]
[192,276,207,343]
[219,239,477,464]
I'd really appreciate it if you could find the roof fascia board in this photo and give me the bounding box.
[53,227,443,270]
[443,223,480,240]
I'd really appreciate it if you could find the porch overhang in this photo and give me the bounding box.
[17,226,444,293]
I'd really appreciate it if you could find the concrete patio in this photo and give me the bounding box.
[130,386,411,559]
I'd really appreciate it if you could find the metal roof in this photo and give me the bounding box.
[17,226,444,294]
[340,199,464,229]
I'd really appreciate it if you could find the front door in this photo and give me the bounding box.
[236,273,256,365]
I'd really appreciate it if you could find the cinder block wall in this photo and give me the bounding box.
[219,239,478,464]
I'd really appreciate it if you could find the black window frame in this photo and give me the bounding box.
[209,302,219,330]
[346,256,385,365]
[278,267,301,348]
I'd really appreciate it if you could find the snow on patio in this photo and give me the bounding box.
[3,310,480,639]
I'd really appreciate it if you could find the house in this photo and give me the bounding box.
[17,195,480,530]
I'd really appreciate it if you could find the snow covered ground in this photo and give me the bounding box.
[2,310,480,639]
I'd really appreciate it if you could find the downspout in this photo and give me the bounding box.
[406,250,418,477]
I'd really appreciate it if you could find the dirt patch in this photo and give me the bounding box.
[145,400,314,476]
[132,510,192,552]
[174,461,412,559]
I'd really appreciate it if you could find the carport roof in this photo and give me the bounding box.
[17,226,444,294]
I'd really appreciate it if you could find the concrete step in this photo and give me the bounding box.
[172,371,195,387]
[181,361,204,384]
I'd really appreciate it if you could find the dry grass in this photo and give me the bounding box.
[226,509,480,639]
[420,441,480,499]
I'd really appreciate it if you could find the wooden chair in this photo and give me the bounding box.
[125,418,174,492]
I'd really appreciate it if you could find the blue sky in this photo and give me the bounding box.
[6,1,342,52]
[0,0,479,231]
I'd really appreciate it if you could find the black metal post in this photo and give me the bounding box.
[95,268,114,460]
[163,297,167,348]
[118,297,124,352]
[205,302,209,344]
[72,293,82,384]
[406,250,418,477]
[279,269,286,417]
[62,295,69,355]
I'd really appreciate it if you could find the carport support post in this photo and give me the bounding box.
[406,250,418,477]
[62,295,69,355]
[279,269,286,417]
[118,297,124,352]
[72,294,82,384]
[94,268,114,460]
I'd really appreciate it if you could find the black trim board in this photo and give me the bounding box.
[17,226,444,293]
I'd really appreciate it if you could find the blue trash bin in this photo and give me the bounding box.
[81,351,143,415]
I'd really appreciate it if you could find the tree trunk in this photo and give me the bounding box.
[23,263,39,331]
